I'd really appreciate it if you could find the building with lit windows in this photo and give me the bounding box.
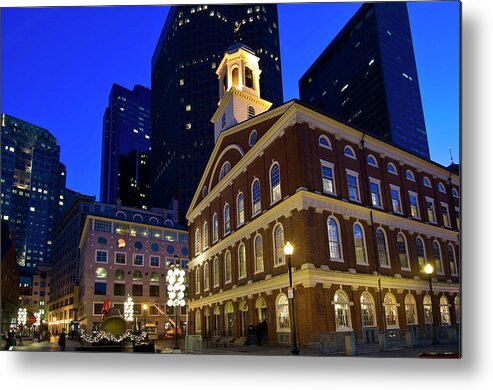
[100,84,151,208]
[150,4,283,223]
[186,46,459,347]
[1,222,19,334]
[18,263,51,324]
[1,113,67,267]
[69,205,189,337]
[299,3,430,159]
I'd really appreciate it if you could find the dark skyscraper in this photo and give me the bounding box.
[150,4,283,221]
[299,2,430,159]
[100,84,151,208]
[1,113,66,267]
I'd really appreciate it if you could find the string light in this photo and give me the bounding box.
[79,329,147,344]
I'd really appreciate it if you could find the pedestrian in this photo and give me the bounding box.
[261,319,268,345]
[255,322,263,346]
[58,328,66,351]
[247,324,256,348]
[7,329,16,350]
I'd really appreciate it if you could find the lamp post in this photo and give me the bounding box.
[143,304,148,334]
[124,295,134,330]
[284,242,300,355]
[167,255,186,350]
[424,263,438,344]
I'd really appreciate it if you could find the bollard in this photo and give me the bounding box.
[345,333,356,356]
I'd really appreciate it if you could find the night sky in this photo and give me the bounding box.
[2,2,460,199]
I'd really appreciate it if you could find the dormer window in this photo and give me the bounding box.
[245,66,254,88]
[219,161,231,181]
[319,135,332,149]
[405,170,415,181]
[344,145,356,159]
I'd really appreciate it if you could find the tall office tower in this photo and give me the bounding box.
[150,4,283,222]
[100,84,151,208]
[299,3,430,159]
[1,113,66,267]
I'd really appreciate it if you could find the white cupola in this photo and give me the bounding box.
[211,43,272,143]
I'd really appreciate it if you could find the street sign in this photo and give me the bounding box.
[288,287,294,299]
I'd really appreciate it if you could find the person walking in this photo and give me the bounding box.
[247,324,256,349]
[255,322,263,346]
[261,319,268,345]
[5,330,16,350]
[58,328,66,351]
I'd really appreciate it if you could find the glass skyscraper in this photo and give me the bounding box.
[299,2,430,159]
[150,4,283,222]
[1,113,66,267]
[100,84,151,208]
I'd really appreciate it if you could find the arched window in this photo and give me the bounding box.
[213,257,219,287]
[212,213,219,243]
[344,145,356,159]
[423,295,433,324]
[376,228,390,267]
[249,130,257,146]
[223,203,231,235]
[384,293,399,328]
[440,296,451,324]
[195,228,200,255]
[251,179,261,216]
[276,294,290,330]
[256,297,267,322]
[416,237,426,269]
[204,262,210,291]
[423,176,432,187]
[115,211,127,219]
[319,135,332,149]
[232,67,239,87]
[224,250,232,283]
[245,66,254,89]
[248,105,256,119]
[95,267,107,279]
[254,234,264,273]
[397,233,410,270]
[454,296,460,323]
[203,221,209,250]
[360,292,375,327]
[353,223,367,264]
[149,216,159,225]
[438,182,446,193]
[334,290,351,330]
[115,269,125,281]
[367,154,378,167]
[195,267,201,294]
[273,223,285,265]
[133,214,143,222]
[452,188,459,198]
[405,169,415,181]
[195,310,202,333]
[150,272,160,282]
[432,241,443,274]
[387,162,397,175]
[405,294,418,325]
[238,243,247,278]
[327,217,342,260]
[448,244,458,275]
[133,270,142,281]
[219,161,231,181]
[270,162,281,203]
[221,113,226,129]
[236,192,245,226]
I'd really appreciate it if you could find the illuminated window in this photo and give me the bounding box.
[353,223,367,264]
[276,294,290,330]
[409,192,420,218]
[423,295,433,324]
[405,294,418,325]
[238,243,246,279]
[236,192,245,226]
[270,162,281,203]
[321,160,335,195]
[186,104,191,111]
[224,251,232,283]
[376,228,390,267]
[223,203,231,235]
[416,237,426,269]
[384,293,399,328]
[186,123,192,130]
[397,233,410,270]
[433,241,443,274]
[254,234,264,273]
[360,293,375,327]
[426,197,436,223]
[334,291,351,329]
[203,221,209,250]
[179,79,184,86]
[204,262,210,291]
[251,179,261,216]
[95,267,107,279]
[212,213,219,243]
[327,217,342,260]
[369,178,382,208]
[347,171,360,202]
[390,185,402,214]
[273,223,285,265]
[448,244,458,275]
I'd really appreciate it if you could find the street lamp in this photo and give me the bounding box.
[124,295,134,329]
[167,256,186,350]
[143,304,148,333]
[284,241,300,355]
[424,263,438,344]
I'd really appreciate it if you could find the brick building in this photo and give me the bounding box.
[186,46,460,347]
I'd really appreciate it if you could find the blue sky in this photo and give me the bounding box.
[1,2,459,198]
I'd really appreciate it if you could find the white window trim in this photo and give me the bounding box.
[149,255,160,268]
[319,135,332,150]
[353,222,368,265]
[254,234,265,274]
[423,176,432,188]
[320,159,337,196]
[213,257,220,288]
[448,244,458,276]
[425,196,437,224]
[238,243,247,280]
[203,221,209,250]
[343,145,357,159]
[387,162,398,175]
[269,161,282,206]
[452,188,459,198]
[346,169,361,203]
[236,192,245,228]
[195,228,200,256]
[95,249,108,264]
[438,182,446,193]
[367,154,378,168]
[133,253,144,267]
[408,190,421,220]
[369,177,383,209]
[212,213,219,243]
[251,178,262,217]
[405,169,415,182]
[273,223,286,267]
[433,240,445,275]
[389,184,403,215]
[376,228,391,268]
[114,251,127,265]
[195,268,201,295]
[224,251,233,284]
[203,263,210,292]
[397,233,411,271]
[327,216,344,262]
[417,236,428,272]
[223,203,231,236]
[440,202,451,227]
